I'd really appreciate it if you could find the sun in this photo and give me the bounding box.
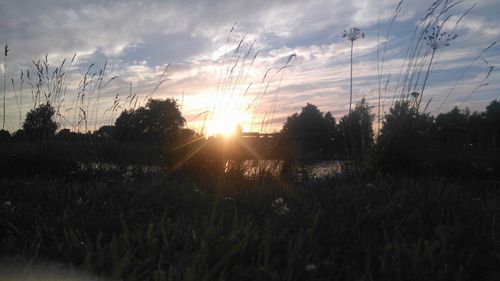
[206,109,249,137]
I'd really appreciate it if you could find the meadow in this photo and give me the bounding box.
[2,174,500,281]
[1,0,499,280]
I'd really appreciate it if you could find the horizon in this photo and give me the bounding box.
[0,0,499,135]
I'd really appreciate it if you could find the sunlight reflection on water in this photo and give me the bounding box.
[83,160,343,178]
[224,160,343,178]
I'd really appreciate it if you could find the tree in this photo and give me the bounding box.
[281,103,336,159]
[375,100,434,174]
[114,98,185,143]
[435,107,469,146]
[56,128,82,141]
[22,103,58,140]
[343,27,364,113]
[337,98,373,159]
[485,99,500,147]
[0,129,10,141]
[93,125,115,139]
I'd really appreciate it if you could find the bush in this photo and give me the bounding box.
[0,129,10,141]
[22,103,58,141]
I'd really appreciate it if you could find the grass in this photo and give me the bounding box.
[1,175,500,280]
[0,1,499,280]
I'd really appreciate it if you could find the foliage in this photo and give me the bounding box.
[376,100,436,175]
[93,125,115,139]
[1,176,500,280]
[0,129,10,141]
[281,103,336,159]
[485,100,500,147]
[337,98,374,159]
[22,103,58,141]
[114,98,185,143]
[376,100,500,178]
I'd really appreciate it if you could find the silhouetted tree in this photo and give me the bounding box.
[11,129,25,141]
[114,98,185,143]
[0,129,10,141]
[281,103,336,159]
[375,98,500,177]
[435,107,469,146]
[22,103,58,141]
[337,98,374,159]
[485,99,500,147]
[375,100,435,174]
[93,125,115,139]
[56,128,83,141]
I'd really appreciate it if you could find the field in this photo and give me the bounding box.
[2,174,500,281]
[0,1,499,280]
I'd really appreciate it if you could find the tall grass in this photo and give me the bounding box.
[385,0,492,113]
[2,44,8,130]
[204,25,296,135]
[2,176,500,280]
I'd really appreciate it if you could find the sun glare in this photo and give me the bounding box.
[206,109,249,137]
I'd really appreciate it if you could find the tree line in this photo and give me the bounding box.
[0,96,499,178]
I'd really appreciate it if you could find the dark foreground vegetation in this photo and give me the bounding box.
[0,94,499,281]
[2,175,500,281]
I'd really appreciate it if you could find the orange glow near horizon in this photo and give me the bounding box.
[195,91,252,137]
[205,108,249,137]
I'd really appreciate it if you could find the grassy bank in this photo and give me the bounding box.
[1,176,499,280]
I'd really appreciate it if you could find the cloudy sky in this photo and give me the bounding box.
[0,0,499,134]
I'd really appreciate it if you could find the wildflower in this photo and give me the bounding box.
[366,183,375,189]
[3,201,14,212]
[223,196,233,201]
[76,197,84,205]
[272,198,289,215]
[123,167,134,183]
[305,263,317,272]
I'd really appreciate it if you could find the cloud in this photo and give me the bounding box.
[0,0,498,132]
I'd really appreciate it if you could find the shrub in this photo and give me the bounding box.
[22,103,58,141]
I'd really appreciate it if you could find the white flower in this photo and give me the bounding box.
[76,197,84,205]
[366,183,375,189]
[305,263,317,272]
[123,167,134,182]
[3,201,14,212]
[272,198,289,215]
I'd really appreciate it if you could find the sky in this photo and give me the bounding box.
[0,0,499,134]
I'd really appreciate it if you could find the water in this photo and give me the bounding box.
[82,160,343,178]
[224,160,343,178]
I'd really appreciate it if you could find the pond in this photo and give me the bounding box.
[224,160,343,178]
[82,160,344,179]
